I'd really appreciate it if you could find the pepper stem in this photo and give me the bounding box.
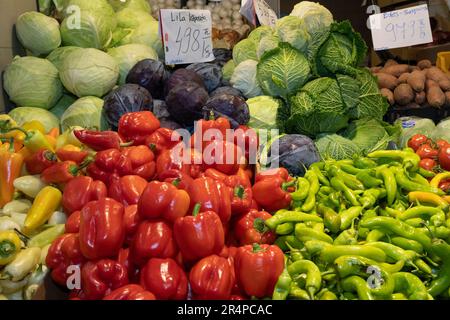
[8,138,15,153]
[281,180,296,191]
[253,218,268,234]
[120,141,134,148]
[234,185,245,199]
[172,178,181,188]
[44,150,57,162]
[14,228,29,245]
[208,111,216,121]
[252,243,263,253]
[192,203,201,217]
[148,143,156,152]
[5,127,28,137]
[0,240,15,258]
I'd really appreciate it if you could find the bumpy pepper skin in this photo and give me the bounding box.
[234,244,284,298]
[40,161,82,184]
[235,210,277,246]
[103,284,156,300]
[123,205,141,244]
[65,210,81,233]
[87,149,122,185]
[173,209,225,262]
[74,130,125,151]
[252,177,293,213]
[79,198,125,260]
[189,255,234,300]
[118,111,160,146]
[140,258,188,300]
[45,233,85,286]
[131,220,177,266]
[62,176,107,214]
[81,259,128,300]
[287,260,321,300]
[108,175,147,206]
[392,272,429,300]
[56,145,89,164]
[138,181,190,223]
[25,149,57,175]
[115,145,156,180]
[341,276,374,300]
[145,128,181,155]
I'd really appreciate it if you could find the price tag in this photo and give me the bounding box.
[240,0,277,27]
[369,4,433,51]
[159,9,215,65]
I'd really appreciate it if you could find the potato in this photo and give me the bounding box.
[438,79,450,91]
[394,83,414,106]
[426,67,448,82]
[384,59,398,67]
[408,66,420,73]
[381,88,395,105]
[417,59,432,70]
[398,73,410,84]
[383,64,409,77]
[415,91,426,105]
[407,70,426,92]
[426,79,439,90]
[376,72,398,90]
[427,86,446,108]
[370,66,383,74]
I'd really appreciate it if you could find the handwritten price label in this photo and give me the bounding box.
[369,4,433,51]
[240,0,277,27]
[159,9,215,65]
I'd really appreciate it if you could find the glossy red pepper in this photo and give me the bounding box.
[138,181,190,223]
[41,160,89,184]
[233,125,258,163]
[190,116,231,149]
[108,175,147,206]
[145,127,181,155]
[45,233,85,286]
[235,244,284,298]
[87,149,122,185]
[123,205,141,245]
[25,149,57,175]
[173,205,225,262]
[81,259,128,300]
[74,130,129,151]
[131,220,177,266]
[65,210,81,233]
[187,177,232,224]
[140,258,188,300]
[234,210,276,246]
[118,111,160,146]
[255,167,293,183]
[201,140,243,175]
[56,146,89,164]
[189,255,234,300]
[118,248,140,283]
[156,146,203,180]
[62,176,107,214]
[115,145,156,180]
[79,198,125,260]
[103,284,155,300]
[159,169,194,191]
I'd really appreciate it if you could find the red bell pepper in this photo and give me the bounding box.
[115,145,156,180]
[138,181,190,223]
[131,220,177,266]
[41,160,89,184]
[156,147,203,180]
[233,125,258,163]
[252,169,295,212]
[118,248,140,284]
[79,198,125,260]
[187,177,232,224]
[159,169,194,191]
[65,210,81,233]
[190,116,231,149]
[46,233,85,287]
[173,204,225,262]
[74,130,130,151]
[146,128,181,155]
[118,111,160,146]
[201,140,243,175]
[25,149,57,175]
[62,176,107,214]
[140,258,188,300]
[56,145,89,164]
[81,259,128,300]
[108,175,147,206]
[123,204,141,245]
[189,255,234,300]
[234,210,277,246]
[234,244,284,298]
[103,284,155,300]
[87,149,122,185]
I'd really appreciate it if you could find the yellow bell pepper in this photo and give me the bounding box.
[0,230,22,265]
[22,121,46,134]
[23,186,62,235]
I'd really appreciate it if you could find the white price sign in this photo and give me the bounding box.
[369,4,433,51]
[240,0,277,27]
[159,9,215,65]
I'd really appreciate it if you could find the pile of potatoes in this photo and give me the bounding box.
[372,59,450,108]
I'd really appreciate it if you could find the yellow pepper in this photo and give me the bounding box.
[408,191,449,211]
[0,115,26,142]
[430,172,450,189]
[23,186,62,235]
[56,126,83,149]
[22,121,46,134]
[7,127,54,153]
[0,230,22,265]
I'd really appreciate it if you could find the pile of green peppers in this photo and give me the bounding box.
[269,148,450,300]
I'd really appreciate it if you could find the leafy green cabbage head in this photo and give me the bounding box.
[290,1,334,35]
[61,96,107,131]
[116,8,155,29]
[233,39,258,65]
[247,96,286,133]
[117,20,163,58]
[46,46,80,71]
[59,48,119,97]
[315,134,361,160]
[108,0,151,12]
[9,107,60,133]
[231,60,263,99]
[275,16,310,54]
[3,56,63,109]
[16,12,61,56]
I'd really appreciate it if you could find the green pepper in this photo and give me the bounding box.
[301,171,320,212]
[319,245,386,263]
[334,255,404,278]
[338,163,363,175]
[287,260,322,300]
[368,149,420,172]
[272,258,292,300]
[319,186,333,195]
[327,192,341,209]
[341,276,375,300]
[356,171,383,189]
[317,204,341,234]
[353,156,378,169]
[391,237,424,254]
[291,177,310,202]
[340,206,363,230]
[404,218,425,228]
[397,206,444,221]
[418,167,436,178]
[330,177,360,206]
[28,224,65,248]
[303,240,331,257]
[376,167,397,206]
[409,172,431,186]
[286,243,304,262]
[363,242,419,266]
[310,163,330,186]
[394,169,444,195]
[366,230,386,242]
[311,222,325,233]
[317,289,338,300]
[275,235,304,251]
[392,272,429,300]
[265,210,322,230]
[359,188,385,209]
[334,228,358,245]
[358,209,378,239]
[418,226,450,240]
[327,164,365,190]
[275,223,295,235]
[295,224,334,244]
[414,258,433,275]
[288,283,310,300]
[428,240,450,297]
[379,207,401,218]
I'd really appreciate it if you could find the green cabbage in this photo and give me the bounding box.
[247,96,286,133]
[248,26,276,43]
[108,0,151,12]
[116,8,155,29]
[232,39,258,65]
[315,134,361,160]
[117,20,163,58]
[256,35,280,60]
[257,43,311,100]
[61,96,107,131]
[38,0,54,15]
[230,60,263,99]
[56,0,115,19]
[275,16,310,54]
[9,107,60,132]
[222,60,236,84]
[59,48,119,97]
[290,1,334,36]
[3,56,63,109]
[108,44,158,84]
[16,12,61,56]
[49,94,78,119]
[46,46,80,71]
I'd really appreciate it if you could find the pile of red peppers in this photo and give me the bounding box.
[46,111,290,300]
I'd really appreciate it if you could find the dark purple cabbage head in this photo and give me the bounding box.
[202,94,250,129]
[164,69,205,97]
[126,59,170,99]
